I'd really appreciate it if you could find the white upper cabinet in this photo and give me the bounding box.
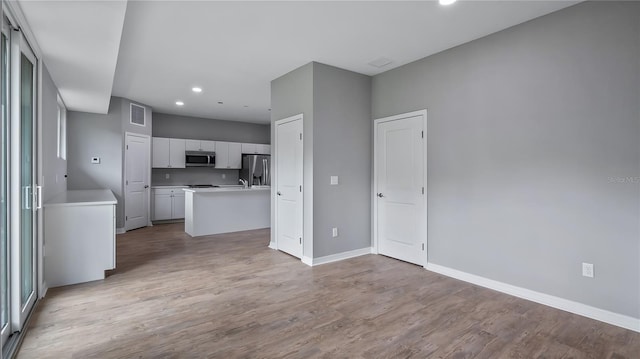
[228,142,242,168]
[152,137,170,168]
[201,140,216,152]
[186,139,216,152]
[215,142,242,169]
[153,137,264,169]
[241,143,271,154]
[169,139,186,168]
[185,139,200,151]
[241,143,256,154]
[152,137,186,168]
[257,144,271,155]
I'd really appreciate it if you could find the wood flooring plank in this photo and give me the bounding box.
[15,223,640,358]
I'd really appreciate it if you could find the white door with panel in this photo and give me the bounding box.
[275,116,303,258]
[375,112,425,266]
[125,133,150,231]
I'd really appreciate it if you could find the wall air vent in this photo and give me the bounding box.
[368,57,393,69]
[130,103,146,127]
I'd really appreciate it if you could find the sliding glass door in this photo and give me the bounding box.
[16,37,37,323]
[1,20,10,348]
[1,12,39,352]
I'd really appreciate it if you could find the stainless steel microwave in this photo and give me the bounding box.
[185,151,216,167]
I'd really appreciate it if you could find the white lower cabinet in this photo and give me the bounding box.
[172,192,185,218]
[44,190,117,287]
[152,188,186,220]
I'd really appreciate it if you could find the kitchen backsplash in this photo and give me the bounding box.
[151,168,240,186]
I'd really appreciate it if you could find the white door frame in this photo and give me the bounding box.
[273,114,304,259]
[124,132,151,231]
[372,109,428,266]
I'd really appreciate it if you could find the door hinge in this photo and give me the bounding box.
[125,216,128,221]
[299,133,302,140]
[299,237,302,244]
[126,145,129,150]
[422,243,424,251]
[126,180,128,185]
[299,185,302,192]
[422,187,424,195]
[421,131,424,138]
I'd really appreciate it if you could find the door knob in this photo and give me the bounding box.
[277,191,282,196]
[377,193,384,198]
[144,185,149,188]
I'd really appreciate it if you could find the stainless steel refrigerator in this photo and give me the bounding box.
[240,154,271,187]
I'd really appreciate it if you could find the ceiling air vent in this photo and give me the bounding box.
[130,103,146,127]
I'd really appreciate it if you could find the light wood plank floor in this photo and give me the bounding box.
[17,223,640,358]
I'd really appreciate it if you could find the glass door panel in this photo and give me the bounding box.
[19,53,34,307]
[1,29,10,345]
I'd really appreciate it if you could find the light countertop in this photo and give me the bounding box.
[45,189,117,207]
[151,185,188,189]
[183,187,270,193]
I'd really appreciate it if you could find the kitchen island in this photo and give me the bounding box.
[183,186,270,237]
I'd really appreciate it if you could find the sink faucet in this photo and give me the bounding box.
[239,179,248,188]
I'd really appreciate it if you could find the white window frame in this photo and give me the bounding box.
[56,94,66,160]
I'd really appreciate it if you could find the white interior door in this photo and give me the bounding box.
[125,133,150,231]
[275,115,303,258]
[375,112,426,265]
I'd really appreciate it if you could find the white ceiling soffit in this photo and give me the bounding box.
[19,0,127,114]
[113,1,578,124]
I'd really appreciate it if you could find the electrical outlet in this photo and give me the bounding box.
[91,157,100,164]
[582,262,594,278]
[165,173,170,179]
[332,227,338,237]
[222,173,226,179]
[330,176,339,185]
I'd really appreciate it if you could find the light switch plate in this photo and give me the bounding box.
[330,176,339,185]
[91,157,100,164]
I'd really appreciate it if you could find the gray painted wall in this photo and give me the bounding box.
[270,62,372,259]
[372,2,640,318]
[153,112,270,143]
[271,62,314,258]
[312,63,371,257]
[41,64,66,202]
[68,97,153,229]
[68,98,124,227]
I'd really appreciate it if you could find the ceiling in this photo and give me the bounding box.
[19,1,579,124]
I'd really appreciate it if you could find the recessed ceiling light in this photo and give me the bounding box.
[243,105,249,108]
[175,101,184,106]
[439,0,457,5]
[192,87,202,93]
[217,101,224,105]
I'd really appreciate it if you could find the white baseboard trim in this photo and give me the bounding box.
[39,282,48,299]
[304,247,373,267]
[425,263,640,333]
[301,256,313,266]
[268,242,277,250]
[116,227,126,235]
